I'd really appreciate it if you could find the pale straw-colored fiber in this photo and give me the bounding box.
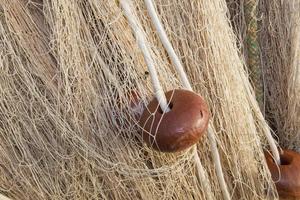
[259,0,300,152]
[0,0,278,199]
[227,0,300,153]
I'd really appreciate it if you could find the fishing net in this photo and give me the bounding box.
[0,0,278,199]
[227,0,300,153]
[259,0,300,152]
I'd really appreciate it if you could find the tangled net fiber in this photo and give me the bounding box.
[227,0,300,153]
[259,0,300,152]
[0,0,283,199]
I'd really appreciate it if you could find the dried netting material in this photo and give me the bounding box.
[149,0,277,198]
[226,0,300,152]
[0,0,277,199]
[259,0,300,152]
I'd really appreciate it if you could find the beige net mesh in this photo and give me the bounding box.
[227,0,300,153]
[0,0,279,199]
[259,0,300,152]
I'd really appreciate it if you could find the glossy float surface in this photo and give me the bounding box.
[139,89,209,152]
[265,149,300,199]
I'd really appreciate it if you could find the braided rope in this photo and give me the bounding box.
[244,0,280,164]
[245,0,264,109]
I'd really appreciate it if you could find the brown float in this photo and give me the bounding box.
[139,89,210,152]
[265,149,300,199]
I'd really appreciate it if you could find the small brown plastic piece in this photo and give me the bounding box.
[139,89,210,152]
[265,149,300,199]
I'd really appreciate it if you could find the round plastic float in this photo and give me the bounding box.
[139,89,209,152]
[265,149,300,199]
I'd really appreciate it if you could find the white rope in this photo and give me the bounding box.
[207,126,231,200]
[120,0,170,113]
[267,131,281,165]
[0,194,12,200]
[192,146,214,200]
[145,1,230,199]
[144,0,192,91]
